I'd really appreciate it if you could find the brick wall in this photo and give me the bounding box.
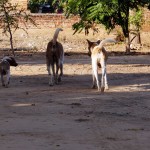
[22,14,80,28]
[0,13,80,29]
[25,12,150,31]
[3,1,150,31]
[0,4,150,31]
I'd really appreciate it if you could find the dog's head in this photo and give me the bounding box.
[2,56,18,67]
[86,39,101,56]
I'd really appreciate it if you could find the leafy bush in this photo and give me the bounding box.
[28,0,46,13]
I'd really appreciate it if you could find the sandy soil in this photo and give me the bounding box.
[0,28,150,150]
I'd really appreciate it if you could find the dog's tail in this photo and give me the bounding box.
[98,38,116,49]
[53,28,63,45]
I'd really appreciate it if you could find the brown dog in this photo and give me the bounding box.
[0,56,18,87]
[46,28,64,86]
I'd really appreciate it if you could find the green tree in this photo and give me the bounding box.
[0,0,36,56]
[28,0,49,13]
[28,0,56,13]
[129,7,144,45]
[59,0,150,53]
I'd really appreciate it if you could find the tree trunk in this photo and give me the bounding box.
[136,32,141,45]
[125,36,131,54]
[3,3,15,56]
[8,27,15,56]
[129,30,142,50]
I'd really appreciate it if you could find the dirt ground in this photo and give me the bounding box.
[0,28,150,150]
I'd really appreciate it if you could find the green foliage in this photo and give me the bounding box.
[129,7,144,30]
[52,0,64,13]
[60,0,150,37]
[59,0,150,53]
[28,0,47,13]
[28,0,59,13]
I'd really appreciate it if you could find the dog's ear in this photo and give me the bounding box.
[8,57,18,67]
[97,40,101,44]
[86,39,92,46]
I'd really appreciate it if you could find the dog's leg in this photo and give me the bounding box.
[46,60,53,86]
[1,74,5,87]
[55,63,59,84]
[58,60,63,82]
[104,67,109,90]
[92,58,100,91]
[5,70,10,88]
[101,59,108,90]
[47,64,54,86]
[58,63,63,82]
[92,70,96,89]
[51,64,55,85]
[101,60,106,92]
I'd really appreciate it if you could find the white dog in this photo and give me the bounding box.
[87,38,116,92]
[0,56,18,88]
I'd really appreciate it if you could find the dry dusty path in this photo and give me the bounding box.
[0,54,150,150]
